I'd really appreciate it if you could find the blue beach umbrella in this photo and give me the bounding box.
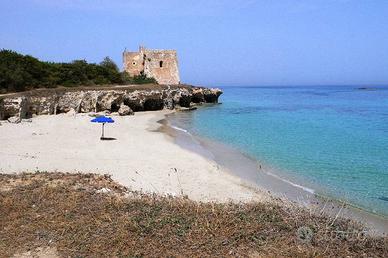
[91,116,114,140]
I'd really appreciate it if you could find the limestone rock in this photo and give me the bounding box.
[80,92,98,113]
[191,88,205,103]
[66,108,77,116]
[8,116,21,123]
[190,87,222,104]
[123,91,147,111]
[29,95,57,115]
[143,96,163,110]
[118,104,134,116]
[163,97,175,110]
[178,93,192,107]
[96,92,124,112]
[1,97,28,120]
[166,88,192,108]
[0,85,223,121]
[56,92,83,114]
[202,88,222,103]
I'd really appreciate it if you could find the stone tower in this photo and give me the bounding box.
[123,46,180,85]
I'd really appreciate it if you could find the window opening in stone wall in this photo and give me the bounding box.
[159,61,163,68]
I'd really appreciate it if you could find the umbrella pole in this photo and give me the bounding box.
[101,123,105,139]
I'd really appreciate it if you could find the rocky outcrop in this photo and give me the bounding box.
[192,88,222,103]
[0,85,222,121]
[203,88,223,103]
[0,97,27,120]
[118,104,134,116]
[7,116,21,124]
[0,97,28,123]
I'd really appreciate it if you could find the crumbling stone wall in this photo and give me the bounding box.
[123,51,143,76]
[123,46,180,85]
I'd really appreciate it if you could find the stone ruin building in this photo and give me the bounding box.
[123,46,180,85]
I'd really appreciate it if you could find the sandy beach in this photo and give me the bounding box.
[0,111,269,203]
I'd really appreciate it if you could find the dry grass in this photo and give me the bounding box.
[0,172,387,257]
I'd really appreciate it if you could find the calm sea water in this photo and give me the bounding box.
[170,86,388,216]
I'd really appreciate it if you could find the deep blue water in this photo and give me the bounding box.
[171,86,388,216]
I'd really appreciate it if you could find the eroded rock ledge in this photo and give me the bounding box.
[0,84,222,122]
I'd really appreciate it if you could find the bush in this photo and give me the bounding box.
[121,72,158,84]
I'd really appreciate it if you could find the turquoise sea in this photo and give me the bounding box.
[170,86,388,217]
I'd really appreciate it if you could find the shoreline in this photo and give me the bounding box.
[160,111,388,235]
[0,109,387,235]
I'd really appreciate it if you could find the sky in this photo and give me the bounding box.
[1,0,388,86]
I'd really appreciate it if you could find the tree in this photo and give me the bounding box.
[100,57,119,72]
[99,57,122,84]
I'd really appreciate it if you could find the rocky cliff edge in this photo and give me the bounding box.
[0,85,222,123]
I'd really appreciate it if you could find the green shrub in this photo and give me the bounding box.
[121,72,158,84]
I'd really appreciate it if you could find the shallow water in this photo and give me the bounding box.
[168,86,388,217]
